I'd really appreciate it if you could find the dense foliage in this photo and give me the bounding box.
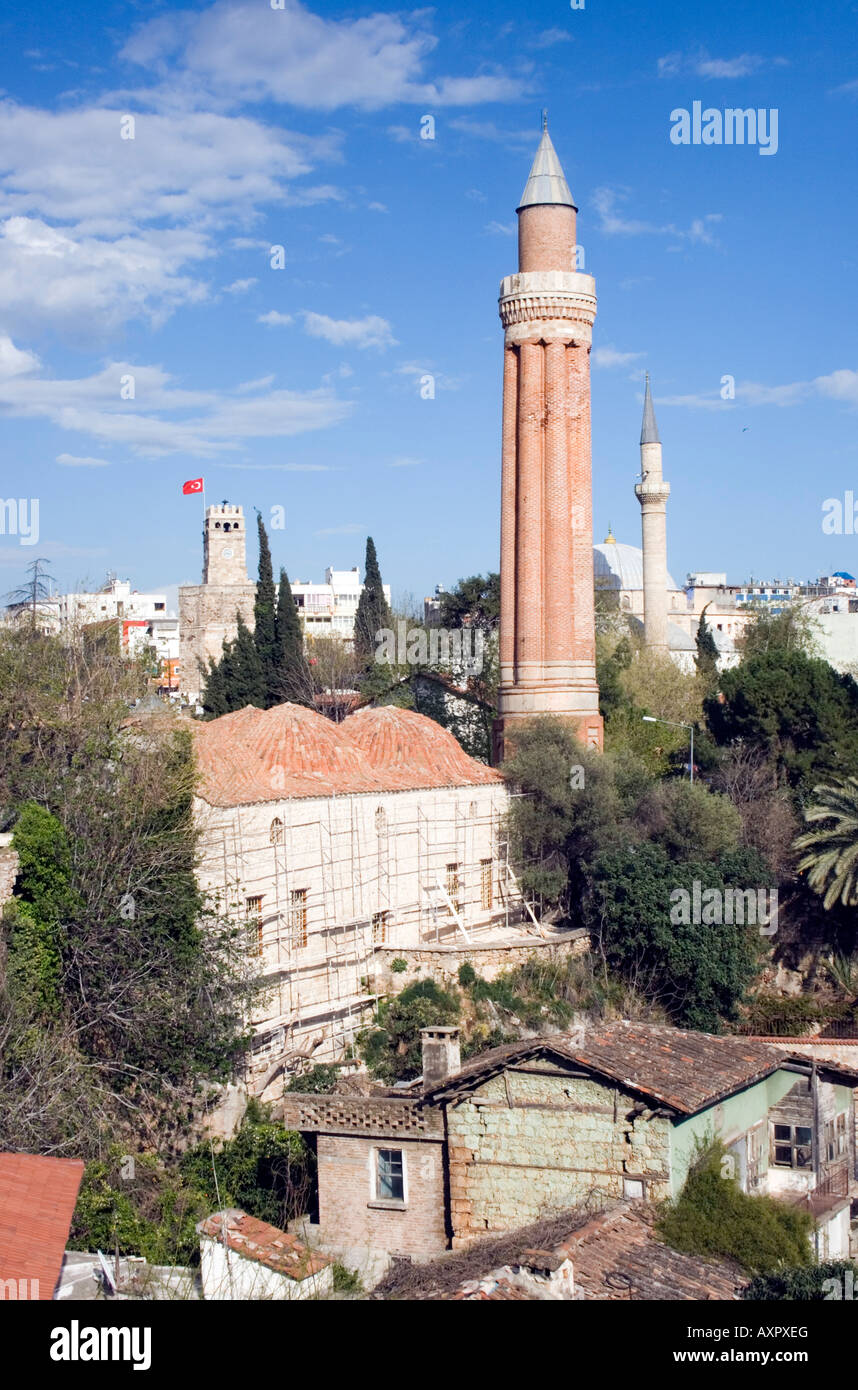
[657,1142,814,1274]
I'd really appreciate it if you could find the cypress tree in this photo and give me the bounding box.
[274,568,309,705]
[254,511,277,702]
[228,613,266,708]
[696,606,720,689]
[201,655,229,718]
[354,536,392,667]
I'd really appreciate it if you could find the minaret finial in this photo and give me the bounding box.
[542,108,548,132]
[640,373,660,445]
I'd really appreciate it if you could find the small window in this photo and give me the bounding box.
[290,888,308,948]
[372,910,390,945]
[480,859,493,911]
[772,1123,812,1169]
[376,1148,404,1202]
[623,1177,644,1200]
[246,895,263,955]
[374,806,387,835]
[270,817,284,845]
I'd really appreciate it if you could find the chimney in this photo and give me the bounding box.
[421,1027,461,1092]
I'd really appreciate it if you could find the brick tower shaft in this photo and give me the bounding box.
[495,129,603,761]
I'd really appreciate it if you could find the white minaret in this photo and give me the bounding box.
[634,375,671,652]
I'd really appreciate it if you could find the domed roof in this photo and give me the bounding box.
[194,701,500,806]
[194,703,380,806]
[344,705,500,791]
[593,540,680,593]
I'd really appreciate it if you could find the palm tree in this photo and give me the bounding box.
[794,776,858,908]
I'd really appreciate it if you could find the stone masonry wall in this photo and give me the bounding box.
[179,581,256,699]
[0,848,19,909]
[371,932,590,992]
[445,1065,671,1248]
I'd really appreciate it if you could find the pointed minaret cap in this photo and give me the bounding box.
[517,126,577,212]
[640,373,660,445]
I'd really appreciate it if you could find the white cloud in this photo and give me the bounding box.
[484,220,516,237]
[530,28,574,49]
[57,453,112,467]
[0,334,353,457]
[658,49,766,80]
[224,277,257,294]
[258,310,294,326]
[389,456,421,468]
[592,188,722,246]
[593,346,645,369]
[0,100,340,333]
[121,0,524,111]
[302,311,396,349]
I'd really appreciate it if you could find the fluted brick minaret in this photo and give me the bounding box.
[635,375,671,652]
[494,126,603,761]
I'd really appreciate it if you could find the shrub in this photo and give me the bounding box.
[743,1260,858,1300]
[357,979,461,1083]
[657,1141,813,1274]
[286,1064,341,1094]
[390,958,408,974]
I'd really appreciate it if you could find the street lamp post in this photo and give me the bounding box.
[642,715,694,783]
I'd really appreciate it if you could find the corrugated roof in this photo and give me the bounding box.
[0,1152,85,1298]
[194,702,501,807]
[197,1209,333,1279]
[424,1021,803,1115]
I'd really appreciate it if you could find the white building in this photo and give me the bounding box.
[291,567,392,642]
[197,1209,334,1300]
[192,702,559,1097]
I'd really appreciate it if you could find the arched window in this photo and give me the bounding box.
[270,818,284,845]
[375,806,388,834]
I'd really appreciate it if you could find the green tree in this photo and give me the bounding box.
[357,979,460,1083]
[743,1260,858,1300]
[354,537,392,669]
[253,512,278,700]
[180,1103,311,1230]
[695,606,720,689]
[439,573,500,632]
[502,720,627,920]
[737,604,821,661]
[633,780,743,863]
[272,568,310,705]
[586,843,768,1030]
[2,803,77,1018]
[794,776,858,908]
[706,648,858,790]
[223,613,266,709]
[201,656,229,717]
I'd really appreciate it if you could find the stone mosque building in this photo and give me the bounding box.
[188,129,742,1092]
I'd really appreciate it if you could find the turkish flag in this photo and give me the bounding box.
[182,478,203,494]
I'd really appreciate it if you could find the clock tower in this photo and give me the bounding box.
[203,503,250,586]
[179,501,256,701]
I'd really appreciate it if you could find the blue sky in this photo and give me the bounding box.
[0,0,856,605]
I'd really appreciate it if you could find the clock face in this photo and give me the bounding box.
[222,546,234,559]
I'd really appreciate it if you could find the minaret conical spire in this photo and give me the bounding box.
[517,129,577,211]
[640,372,660,445]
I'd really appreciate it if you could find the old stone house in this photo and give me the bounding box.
[193,701,579,1095]
[281,1021,858,1282]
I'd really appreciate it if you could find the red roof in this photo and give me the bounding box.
[194,702,501,806]
[0,1153,84,1299]
[197,1209,333,1279]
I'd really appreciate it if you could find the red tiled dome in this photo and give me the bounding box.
[194,702,501,806]
[194,703,379,806]
[342,705,501,791]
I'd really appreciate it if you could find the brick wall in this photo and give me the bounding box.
[445,1065,671,1247]
[314,1133,448,1265]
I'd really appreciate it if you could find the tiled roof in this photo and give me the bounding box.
[375,1202,743,1301]
[197,1209,333,1279]
[194,701,501,806]
[558,1203,742,1301]
[425,1021,798,1115]
[0,1152,85,1299]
